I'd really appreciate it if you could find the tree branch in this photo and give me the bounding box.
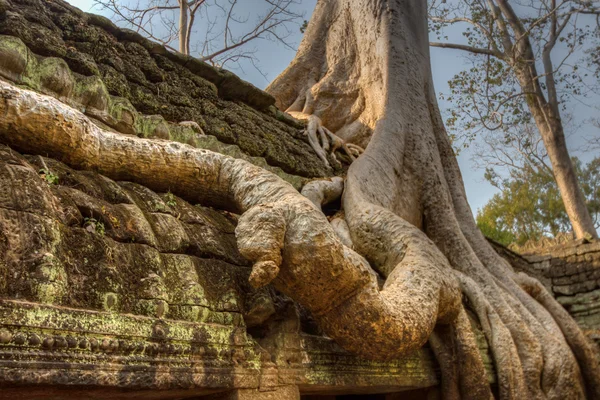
[430,41,502,57]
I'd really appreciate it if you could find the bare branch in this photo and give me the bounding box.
[430,41,503,57]
[92,0,304,75]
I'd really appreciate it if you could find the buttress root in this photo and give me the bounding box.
[287,111,364,168]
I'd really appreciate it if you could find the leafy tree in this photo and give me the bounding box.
[429,0,600,239]
[477,157,600,246]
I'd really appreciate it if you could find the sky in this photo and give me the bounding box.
[64,0,599,216]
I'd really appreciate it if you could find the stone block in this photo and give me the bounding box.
[209,386,300,400]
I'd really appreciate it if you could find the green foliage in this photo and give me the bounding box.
[83,217,105,236]
[429,0,599,152]
[165,191,177,208]
[39,168,59,185]
[300,20,308,34]
[476,158,600,246]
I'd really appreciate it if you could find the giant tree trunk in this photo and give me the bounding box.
[1,0,599,399]
[268,0,600,398]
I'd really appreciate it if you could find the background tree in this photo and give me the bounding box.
[477,156,600,247]
[588,118,600,149]
[93,0,303,70]
[429,0,600,240]
[468,116,599,245]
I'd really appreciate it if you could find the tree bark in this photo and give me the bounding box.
[179,0,189,55]
[268,0,600,398]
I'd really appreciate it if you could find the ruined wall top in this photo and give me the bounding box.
[0,0,341,184]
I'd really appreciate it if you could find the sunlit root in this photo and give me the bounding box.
[455,272,526,399]
[330,213,354,249]
[429,307,493,400]
[236,203,286,288]
[0,80,460,361]
[301,178,354,248]
[300,176,344,208]
[515,272,600,397]
[346,143,364,158]
[288,111,364,167]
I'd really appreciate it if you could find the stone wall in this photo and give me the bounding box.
[524,241,600,343]
[493,239,600,344]
[0,0,342,182]
[0,145,445,399]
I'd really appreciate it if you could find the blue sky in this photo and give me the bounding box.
[65,0,599,216]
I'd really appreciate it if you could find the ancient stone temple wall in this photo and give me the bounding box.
[524,242,600,344]
[0,0,447,398]
[492,239,600,345]
[0,145,446,399]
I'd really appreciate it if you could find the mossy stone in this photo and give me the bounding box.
[37,57,75,98]
[0,35,29,81]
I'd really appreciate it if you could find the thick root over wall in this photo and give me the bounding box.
[0,2,599,399]
[0,78,460,367]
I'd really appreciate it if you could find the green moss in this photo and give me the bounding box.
[0,35,29,81]
[31,254,68,305]
[108,96,138,131]
[101,292,119,312]
[36,57,75,98]
[135,299,169,319]
[2,35,313,188]
[73,75,110,112]
[167,125,202,146]
[99,64,131,98]
[135,114,169,139]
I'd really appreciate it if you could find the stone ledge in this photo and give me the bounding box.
[0,300,453,398]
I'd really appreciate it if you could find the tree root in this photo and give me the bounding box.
[300,177,354,247]
[516,272,600,399]
[0,79,460,361]
[329,213,354,249]
[429,307,493,400]
[287,111,364,168]
[424,75,600,399]
[300,176,344,208]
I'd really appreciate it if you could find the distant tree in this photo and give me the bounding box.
[477,157,600,247]
[429,0,600,239]
[93,0,303,71]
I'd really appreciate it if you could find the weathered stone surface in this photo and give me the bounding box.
[0,144,445,398]
[502,240,600,345]
[0,145,249,316]
[0,33,314,189]
[208,386,301,400]
[0,0,336,179]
